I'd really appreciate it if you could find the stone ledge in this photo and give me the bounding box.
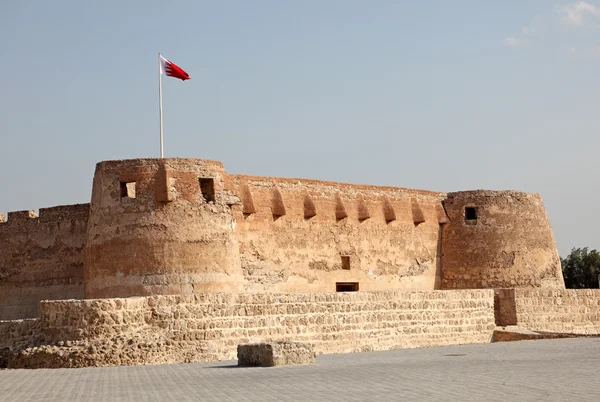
[237,342,316,367]
[492,326,600,343]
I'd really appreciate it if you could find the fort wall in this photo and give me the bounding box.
[0,204,88,320]
[441,191,564,289]
[231,175,447,292]
[83,159,244,298]
[2,289,496,368]
[495,288,600,334]
[0,158,568,318]
[83,158,452,298]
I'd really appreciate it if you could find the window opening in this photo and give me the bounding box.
[465,207,477,221]
[336,282,359,292]
[341,256,351,270]
[199,178,215,203]
[120,181,136,199]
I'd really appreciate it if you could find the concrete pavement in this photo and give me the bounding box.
[1,338,599,401]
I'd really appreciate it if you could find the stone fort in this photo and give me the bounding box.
[1,158,597,369]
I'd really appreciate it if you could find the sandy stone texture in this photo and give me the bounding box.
[1,289,496,369]
[496,288,600,334]
[0,205,88,320]
[441,191,564,290]
[1,158,566,321]
[237,342,316,367]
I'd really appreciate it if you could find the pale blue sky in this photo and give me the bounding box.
[1,1,599,256]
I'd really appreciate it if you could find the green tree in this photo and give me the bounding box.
[561,247,600,289]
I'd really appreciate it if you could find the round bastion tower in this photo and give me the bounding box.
[84,158,244,298]
[440,190,565,289]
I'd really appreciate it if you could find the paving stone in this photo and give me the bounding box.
[1,338,600,401]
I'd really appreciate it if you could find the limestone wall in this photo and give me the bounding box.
[84,159,244,298]
[84,158,450,298]
[495,288,600,334]
[4,290,496,368]
[441,191,564,289]
[0,204,88,320]
[0,319,41,367]
[0,158,567,316]
[231,175,447,292]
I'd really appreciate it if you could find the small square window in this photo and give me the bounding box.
[199,178,215,203]
[341,256,351,270]
[465,207,477,221]
[120,181,136,199]
[336,282,359,292]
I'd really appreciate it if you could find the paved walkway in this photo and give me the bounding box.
[1,338,599,401]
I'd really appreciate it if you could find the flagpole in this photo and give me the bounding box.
[158,52,164,158]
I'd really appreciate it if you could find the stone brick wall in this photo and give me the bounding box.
[84,159,244,299]
[0,158,568,323]
[231,175,447,293]
[441,191,564,290]
[0,204,88,320]
[495,288,600,334]
[0,318,41,367]
[3,290,496,368]
[84,158,450,299]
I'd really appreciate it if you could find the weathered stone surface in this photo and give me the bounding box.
[335,193,348,221]
[356,196,370,221]
[303,193,317,219]
[240,183,257,214]
[382,197,396,222]
[0,205,88,320]
[271,187,286,217]
[495,288,600,335]
[435,203,449,224]
[232,176,445,293]
[411,198,425,224]
[84,159,245,299]
[491,327,590,343]
[1,289,496,369]
[1,158,566,311]
[237,342,316,367]
[441,191,564,290]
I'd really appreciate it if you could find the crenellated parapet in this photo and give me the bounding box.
[0,204,89,226]
[229,174,446,226]
[228,174,447,293]
[0,203,89,320]
[6,210,38,222]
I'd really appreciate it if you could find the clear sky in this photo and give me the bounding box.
[1,1,599,256]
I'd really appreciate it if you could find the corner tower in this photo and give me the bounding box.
[84,158,243,298]
[440,190,564,289]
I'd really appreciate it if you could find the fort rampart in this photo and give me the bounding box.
[230,174,446,293]
[495,288,600,334]
[0,289,496,368]
[0,204,88,320]
[0,157,595,369]
[441,191,564,289]
[0,158,565,320]
[4,288,600,368]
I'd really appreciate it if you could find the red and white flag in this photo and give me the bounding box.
[159,55,191,81]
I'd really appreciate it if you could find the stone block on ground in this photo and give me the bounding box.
[237,342,316,367]
[492,326,599,343]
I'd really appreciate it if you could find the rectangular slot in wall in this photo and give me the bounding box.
[120,181,136,199]
[465,207,477,223]
[336,282,359,292]
[341,256,351,270]
[199,178,215,203]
